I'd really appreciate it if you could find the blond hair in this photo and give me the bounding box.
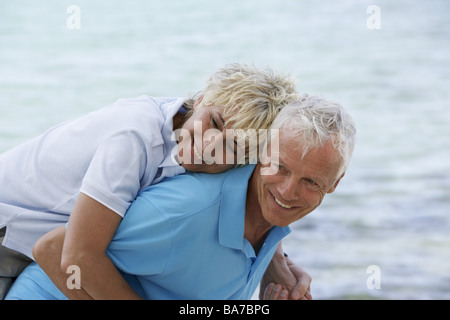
[185,63,299,130]
[184,63,299,163]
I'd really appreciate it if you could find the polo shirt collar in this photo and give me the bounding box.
[159,97,186,170]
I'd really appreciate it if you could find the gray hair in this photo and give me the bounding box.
[270,95,357,172]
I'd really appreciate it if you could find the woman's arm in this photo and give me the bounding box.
[33,193,142,300]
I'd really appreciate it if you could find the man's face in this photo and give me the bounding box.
[250,128,345,228]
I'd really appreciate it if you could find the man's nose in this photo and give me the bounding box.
[277,177,299,201]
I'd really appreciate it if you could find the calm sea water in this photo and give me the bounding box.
[1,0,449,299]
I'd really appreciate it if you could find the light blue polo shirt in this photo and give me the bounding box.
[107,164,290,299]
[6,165,290,300]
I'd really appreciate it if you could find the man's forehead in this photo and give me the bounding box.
[278,131,342,172]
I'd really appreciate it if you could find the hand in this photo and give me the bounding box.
[263,283,290,300]
[283,260,312,300]
[260,243,312,300]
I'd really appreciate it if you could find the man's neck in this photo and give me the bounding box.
[244,169,273,254]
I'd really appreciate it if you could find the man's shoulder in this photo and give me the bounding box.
[139,169,230,204]
[136,165,255,214]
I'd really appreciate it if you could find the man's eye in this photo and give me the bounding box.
[272,163,285,172]
[305,178,320,190]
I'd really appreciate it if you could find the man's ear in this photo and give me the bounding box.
[327,172,345,194]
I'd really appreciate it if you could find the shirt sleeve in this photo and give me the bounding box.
[80,129,150,217]
[106,195,172,276]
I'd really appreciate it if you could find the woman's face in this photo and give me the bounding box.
[176,104,239,174]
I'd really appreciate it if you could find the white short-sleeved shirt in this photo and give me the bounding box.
[0,95,186,258]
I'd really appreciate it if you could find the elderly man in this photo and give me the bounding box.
[5,95,356,300]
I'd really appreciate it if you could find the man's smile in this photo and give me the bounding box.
[271,192,294,209]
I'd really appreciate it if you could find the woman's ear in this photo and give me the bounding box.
[193,95,204,109]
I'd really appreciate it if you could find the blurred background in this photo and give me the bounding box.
[1,0,449,299]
